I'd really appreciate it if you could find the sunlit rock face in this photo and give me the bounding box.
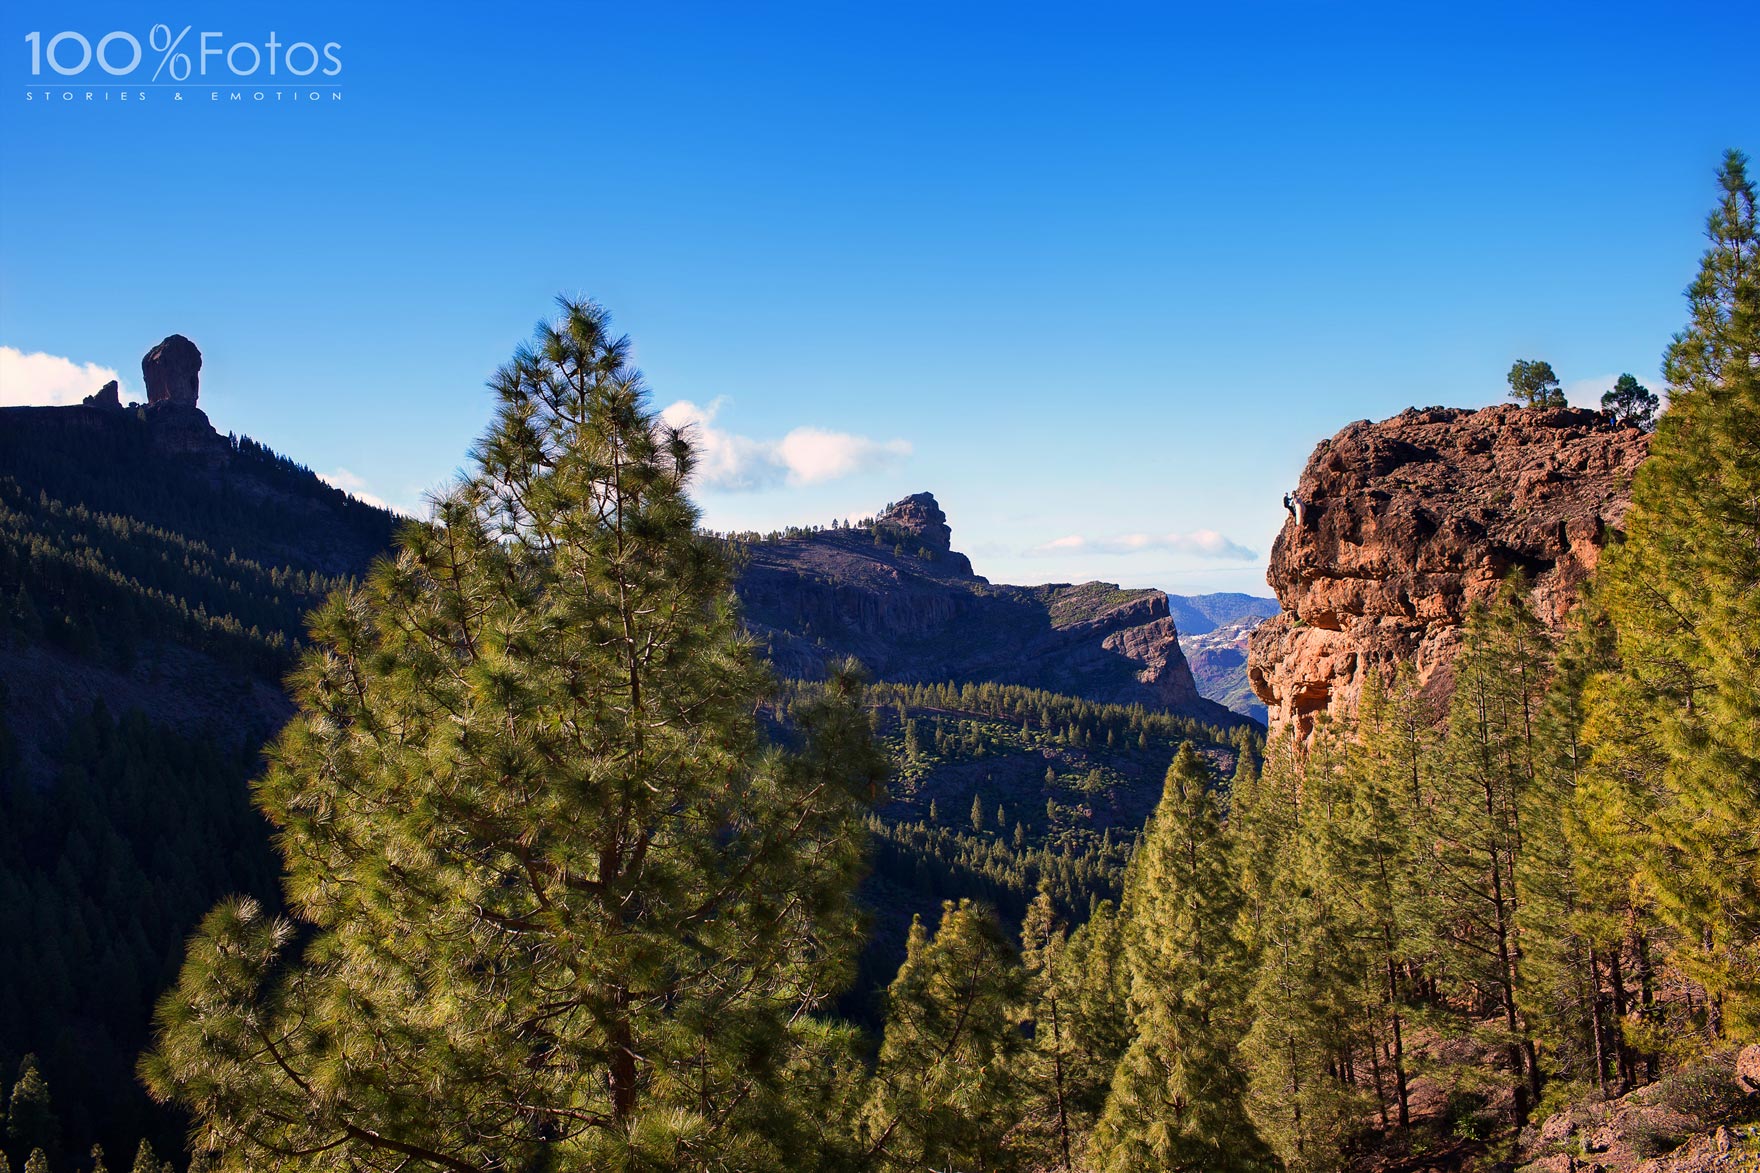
[1248,404,1650,740]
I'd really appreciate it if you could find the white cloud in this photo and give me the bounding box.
[659,398,912,491]
[320,467,404,514]
[1029,530,1257,561]
[0,346,126,407]
[1562,373,1617,410]
[776,427,913,485]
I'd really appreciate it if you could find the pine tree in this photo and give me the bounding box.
[1422,581,1553,1125]
[1507,359,1567,408]
[139,298,889,1171]
[1089,745,1270,1171]
[1334,672,1432,1128]
[1589,149,1760,1041]
[1601,374,1660,429]
[1575,651,1673,1084]
[864,900,1027,1173]
[128,1140,166,1173]
[1055,899,1132,1136]
[5,1057,55,1168]
[1016,889,1078,1171]
[1515,594,1638,1095]
[21,1152,45,1173]
[1238,815,1359,1165]
[1238,733,1371,1168]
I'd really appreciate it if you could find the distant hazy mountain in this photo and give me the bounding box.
[1163,594,1280,722]
[1165,591,1280,636]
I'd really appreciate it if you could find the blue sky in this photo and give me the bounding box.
[2,2,1755,594]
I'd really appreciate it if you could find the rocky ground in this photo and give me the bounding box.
[1339,1046,1760,1173]
[1514,1047,1760,1172]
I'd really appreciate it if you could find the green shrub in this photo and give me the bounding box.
[1657,1058,1747,1124]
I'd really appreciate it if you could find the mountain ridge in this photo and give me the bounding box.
[733,492,1257,728]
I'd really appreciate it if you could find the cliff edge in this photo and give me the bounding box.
[1247,404,1649,738]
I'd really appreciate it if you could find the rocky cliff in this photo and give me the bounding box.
[1247,404,1650,738]
[737,494,1247,726]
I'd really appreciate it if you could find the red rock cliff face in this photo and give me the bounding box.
[1247,404,1649,739]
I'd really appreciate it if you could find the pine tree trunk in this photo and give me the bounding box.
[1387,950,1411,1128]
[1365,1013,1389,1129]
[1487,831,1532,1125]
[1048,989,1072,1172]
[1587,943,1610,1097]
[1608,943,1634,1092]
[1637,931,1658,1083]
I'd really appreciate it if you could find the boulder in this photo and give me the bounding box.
[1736,1043,1760,1095]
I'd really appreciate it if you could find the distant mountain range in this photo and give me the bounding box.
[1169,595,1281,723]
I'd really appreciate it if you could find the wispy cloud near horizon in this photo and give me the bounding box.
[1028,530,1258,561]
[660,398,911,491]
[319,468,419,517]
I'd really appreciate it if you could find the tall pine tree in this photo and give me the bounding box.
[1016,888,1078,1171]
[1089,745,1270,1172]
[1422,580,1552,1126]
[1589,149,1760,1041]
[140,298,888,1172]
[1051,899,1133,1147]
[1237,737,1366,1172]
[864,900,1027,1173]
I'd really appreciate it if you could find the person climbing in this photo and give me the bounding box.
[1284,491,1307,528]
[1283,492,1295,519]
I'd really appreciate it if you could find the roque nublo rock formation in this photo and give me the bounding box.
[142,333,203,407]
[1248,404,1650,738]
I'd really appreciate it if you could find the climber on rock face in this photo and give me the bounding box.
[1285,492,1307,528]
[1283,492,1295,519]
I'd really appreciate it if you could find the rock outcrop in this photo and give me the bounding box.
[876,492,974,576]
[142,334,202,407]
[82,380,122,409]
[1248,404,1650,738]
[736,493,1245,725]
